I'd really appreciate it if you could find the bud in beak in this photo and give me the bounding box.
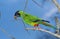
[14,16,17,20]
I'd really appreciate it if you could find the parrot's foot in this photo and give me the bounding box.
[34,27,41,30]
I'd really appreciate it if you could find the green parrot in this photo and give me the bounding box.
[14,10,56,29]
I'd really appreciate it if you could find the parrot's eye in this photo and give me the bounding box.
[14,11,21,17]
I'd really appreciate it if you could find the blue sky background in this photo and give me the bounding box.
[0,0,60,39]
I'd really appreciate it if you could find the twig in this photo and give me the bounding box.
[0,27,15,39]
[55,16,60,34]
[52,0,60,12]
[32,0,42,8]
[25,28,60,38]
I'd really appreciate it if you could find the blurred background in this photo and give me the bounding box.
[0,0,60,39]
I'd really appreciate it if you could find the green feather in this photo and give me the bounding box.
[18,10,57,29]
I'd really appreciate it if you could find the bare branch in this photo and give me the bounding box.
[32,0,42,8]
[0,27,15,39]
[52,0,60,12]
[55,16,60,34]
[26,28,60,38]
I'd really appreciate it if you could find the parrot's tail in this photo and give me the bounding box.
[41,22,57,29]
[42,20,50,23]
[50,26,57,29]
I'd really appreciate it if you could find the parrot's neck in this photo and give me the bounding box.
[19,11,26,17]
[19,11,26,18]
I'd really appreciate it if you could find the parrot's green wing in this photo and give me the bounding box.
[24,14,56,29]
[19,11,43,26]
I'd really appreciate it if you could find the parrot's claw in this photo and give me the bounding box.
[34,27,41,30]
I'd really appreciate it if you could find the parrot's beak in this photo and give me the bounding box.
[14,16,17,20]
[14,11,20,20]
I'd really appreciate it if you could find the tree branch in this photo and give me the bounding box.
[32,0,42,8]
[52,0,60,12]
[0,27,15,39]
[55,16,60,34]
[25,28,60,38]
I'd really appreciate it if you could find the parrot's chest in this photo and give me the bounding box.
[23,16,33,21]
[23,17,39,26]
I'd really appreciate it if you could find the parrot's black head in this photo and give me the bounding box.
[14,11,21,19]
